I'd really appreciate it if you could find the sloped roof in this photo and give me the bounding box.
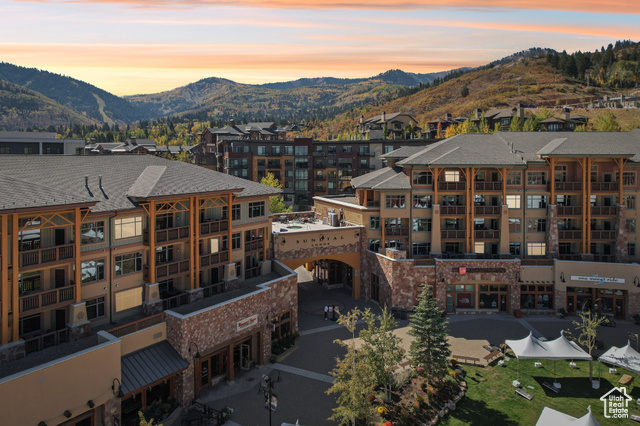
[380,146,426,159]
[351,166,410,190]
[120,341,189,395]
[536,133,638,158]
[0,174,94,213]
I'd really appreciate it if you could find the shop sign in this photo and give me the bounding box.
[458,294,472,308]
[570,275,625,284]
[459,267,466,275]
[237,314,258,332]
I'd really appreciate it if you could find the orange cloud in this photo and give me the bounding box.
[21,0,640,14]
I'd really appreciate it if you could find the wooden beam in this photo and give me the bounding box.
[1,214,9,345]
[74,207,82,303]
[577,158,587,254]
[228,194,233,264]
[587,158,594,254]
[11,214,19,342]
[149,200,157,284]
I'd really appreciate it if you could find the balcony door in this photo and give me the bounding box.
[54,228,65,246]
[54,269,66,288]
[55,309,66,331]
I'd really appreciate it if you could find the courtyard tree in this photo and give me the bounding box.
[409,286,451,383]
[260,172,292,214]
[327,307,377,425]
[567,310,606,380]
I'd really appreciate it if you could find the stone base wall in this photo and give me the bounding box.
[555,289,567,313]
[142,300,163,316]
[628,292,640,320]
[101,396,121,426]
[187,288,204,304]
[224,278,239,292]
[166,272,298,406]
[0,340,26,365]
[547,204,559,258]
[68,321,91,341]
[615,205,629,263]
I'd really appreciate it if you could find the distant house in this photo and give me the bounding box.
[358,112,420,140]
[84,137,194,158]
[0,131,85,155]
[424,113,467,139]
[200,119,291,145]
[470,104,532,131]
[593,94,640,109]
[539,108,589,132]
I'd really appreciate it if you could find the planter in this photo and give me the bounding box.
[158,406,183,426]
[275,340,299,363]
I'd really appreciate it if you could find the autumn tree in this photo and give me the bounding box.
[593,111,621,132]
[566,311,606,380]
[260,173,293,214]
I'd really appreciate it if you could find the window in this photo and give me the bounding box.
[284,146,294,156]
[385,239,403,249]
[412,218,432,232]
[19,272,41,294]
[474,242,485,254]
[509,218,521,233]
[527,242,547,257]
[370,216,380,230]
[527,172,546,185]
[86,297,105,320]
[232,204,241,221]
[412,242,430,257]
[294,146,308,156]
[554,165,567,182]
[444,170,460,182]
[235,262,242,278]
[621,195,636,209]
[506,195,521,209]
[527,219,547,232]
[115,287,143,312]
[0,147,9,154]
[248,202,265,218]
[368,239,381,252]
[115,252,143,276]
[506,172,521,185]
[629,243,636,257]
[342,146,352,153]
[520,284,554,309]
[295,180,308,191]
[271,311,292,340]
[591,165,598,182]
[257,146,266,155]
[627,219,636,234]
[328,182,336,190]
[617,172,636,186]
[19,314,41,335]
[24,147,34,154]
[383,146,394,154]
[81,259,105,284]
[413,195,432,209]
[232,233,241,250]
[510,243,521,256]
[114,216,142,239]
[412,171,433,185]
[80,221,105,244]
[527,195,547,209]
[385,195,406,209]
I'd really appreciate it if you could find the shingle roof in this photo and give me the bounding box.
[536,132,639,158]
[0,174,94,212]
[351,166,410,190]
[380,146,426,159]
[0,155,279,213]
[120,341,189,395]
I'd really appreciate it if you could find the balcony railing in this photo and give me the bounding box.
[438,182,466,191]
[591,182,619,192]
[162,293,188,311]
[24,329,69,355]
[591,230,616,240]
[20,244,74,268]
[200,251,230,268]
[245,265,261,279]
[108,313,165,338]
[593,254,615,263]
[20,285,75,313]
[146,259,190,280]
[559,254,582,261]
[557,206,582,216]
[591,206,618,216]
[475,182,503,191]
[520,259,554,266]
[474,206,501,215]
[441,230,465,239]
[441,205,465,215]
[144,225,190,245]
[314,186,326,192]
[474,230,500,239]
[551,181,582,191]
[315,175,326,181]
[385,227,409,236]
[200,219,229,236]
[558,230,582,240]
[245,239,264,252]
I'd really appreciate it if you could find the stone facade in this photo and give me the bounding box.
[142,300,163,316]
[629,292,640,319]
[101,395,121,426]
[165,272,297,406]
[0,340,26,365]
[554,289,567,313]
[615,205,629,263]
[68,321,91,341]
[547,204,559,258]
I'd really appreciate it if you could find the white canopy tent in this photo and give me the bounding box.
[598,341,640,376]
[535,406,601,426]
[505,332,592,382]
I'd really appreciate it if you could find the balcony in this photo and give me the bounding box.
[557,206,582,216]
[245,239,265,252]
[521,259,554,266]
[441,206,465,215]
[591,230,616,240]
[267,152,282,157]
[144,259,190,280]
[315,175,326,181]
[24,329,70,355]
[474,230,499,239]
[558,254,582,261]
[200,219,229,236]
[108,313,165,338]
[591,182,619,192]
[314,186,326,192]
[551,181,582,191]
[439,182,466,191]
[144,225,190,245]
[385,227,409,236]
[200,251,229,268]
[591,206,617,216]
[593,254,615,263]
[314,164,326,169]
[475,182,502,191]
[442,230,465,239]
[162,292,188,310]
[558,230,582,240]
[475,206,501,215]
[20,244,74,268]
[20,284,75,313]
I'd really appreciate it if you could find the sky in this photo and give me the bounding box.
[1,0,639,96]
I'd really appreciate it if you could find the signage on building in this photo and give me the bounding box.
[279,229,359,251]
[459,267,466,275]
[570,275,625,284]
[237,314,258,332]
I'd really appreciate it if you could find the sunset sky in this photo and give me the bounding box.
[1,0,638,96]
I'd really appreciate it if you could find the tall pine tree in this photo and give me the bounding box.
[409,286,451,382]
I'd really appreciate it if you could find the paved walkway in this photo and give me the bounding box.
[271,363,335,384]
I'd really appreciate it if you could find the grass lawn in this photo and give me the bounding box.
[441,357,640,425]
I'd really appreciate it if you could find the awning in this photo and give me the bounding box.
[505,332,591,361]
[536,406,601,426]
[598,342,640,375]
[121,341,189,395]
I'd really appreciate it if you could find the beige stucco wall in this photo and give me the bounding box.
[554,260,640,293]
[119,322,166,356]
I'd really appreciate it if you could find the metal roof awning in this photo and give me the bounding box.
[121,341,189,395]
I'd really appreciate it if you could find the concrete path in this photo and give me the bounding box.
[271,363,335,384]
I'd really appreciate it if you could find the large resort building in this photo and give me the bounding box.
[0,155,297,426]
[314,130,640,318]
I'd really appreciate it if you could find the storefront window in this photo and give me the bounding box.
[520,285,553,309]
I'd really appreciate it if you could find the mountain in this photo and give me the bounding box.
[0,79,96,130]
[0,62,151,124]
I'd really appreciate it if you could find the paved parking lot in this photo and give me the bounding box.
[198,269,640,425]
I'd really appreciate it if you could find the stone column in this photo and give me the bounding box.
[499,204,510,255]
[430,204,442,256]
[142,282,163,315]
[68,301,91,341]
[223,263,239,291]
[614,204,629,263]
[547,204,559,258]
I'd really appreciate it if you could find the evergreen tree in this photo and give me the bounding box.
[409,286,451,382]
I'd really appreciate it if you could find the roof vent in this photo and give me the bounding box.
[98,176,103,189]
[85,176,89,188]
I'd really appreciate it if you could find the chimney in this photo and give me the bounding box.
[360,115,364,124]
[230,117,236,127]
[381,111,386,123]
[475,108,482,120]
[98,175,103,189]
[84,176,89,188]
[445,113,453,121]
[516,103,524,119]
[563,107,571,121]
